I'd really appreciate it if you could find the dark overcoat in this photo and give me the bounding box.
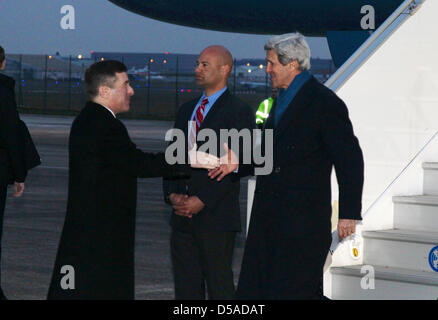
[0,74,27,184]
[236,76,364,299]
[48,102,171,299]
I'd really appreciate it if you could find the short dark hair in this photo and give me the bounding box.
[84,60,127,99]
[0,46,5,65]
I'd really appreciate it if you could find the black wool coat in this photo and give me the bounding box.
[48,102,172,300]
[0,74,26,184]
[237,76,364,299]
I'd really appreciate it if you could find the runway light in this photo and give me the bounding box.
[163,60,167,64]
[149,58,154,63]
[259,64,264,69]
[248,69,252,73]
[246,62,250,66]
[165,52,169,55]
[101,57,105,61]
[48,56,53,60]
[78,54,83,60]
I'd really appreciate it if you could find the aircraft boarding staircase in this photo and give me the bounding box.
[322,0,438,299]
[330,162,438,299]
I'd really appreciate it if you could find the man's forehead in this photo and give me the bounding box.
[266,50,278,60]
[198,51,217,62]
[115,71,128,79]
[114,72,129,82]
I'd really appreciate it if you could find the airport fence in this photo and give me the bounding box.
[4,54,282,120]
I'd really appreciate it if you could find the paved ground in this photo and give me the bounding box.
[1,114,249,300]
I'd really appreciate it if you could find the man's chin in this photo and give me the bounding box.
[120,106,130,114]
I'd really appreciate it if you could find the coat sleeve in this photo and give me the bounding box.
[100,120,172,178]
[320,93,364,220]
[0,85,27,183]
[162,105,191,203]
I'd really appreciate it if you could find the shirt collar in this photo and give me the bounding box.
[100,104,116,118]
[200,86,227,105]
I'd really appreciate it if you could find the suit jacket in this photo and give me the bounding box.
[164,89,255,232]
[48,102,172,300]
[0,74,29,184]
[236,75,364,299]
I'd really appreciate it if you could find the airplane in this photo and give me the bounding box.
[107,0,406,66]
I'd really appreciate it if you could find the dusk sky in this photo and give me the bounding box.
[1,0,332,60]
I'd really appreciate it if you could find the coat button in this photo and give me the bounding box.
[274,167,281,173]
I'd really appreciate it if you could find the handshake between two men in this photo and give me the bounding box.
[172,143,237,218]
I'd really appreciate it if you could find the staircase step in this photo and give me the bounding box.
[422,162,438,170]
[393,195,438,232]
[362,229,438,272]
[423,162,438,195]
[330,265,438,299]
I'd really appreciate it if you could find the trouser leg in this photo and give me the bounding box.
[170,228,205,299]
[196,231,236,300]
[0,184,8,300]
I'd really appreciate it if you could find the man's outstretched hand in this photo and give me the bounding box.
[208,143,238,181]
[189,145,220,170]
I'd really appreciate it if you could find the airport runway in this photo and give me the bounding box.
[1,114,248,300]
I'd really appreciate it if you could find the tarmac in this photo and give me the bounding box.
[1,114,248,300]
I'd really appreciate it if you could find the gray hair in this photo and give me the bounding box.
[264,33,311,71]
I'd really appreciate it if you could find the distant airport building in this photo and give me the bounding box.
[90,52,334,82]
[4,54,89,80]
[91,52,197,73]
[3,52,334,86]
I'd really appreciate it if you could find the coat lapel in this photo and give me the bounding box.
[271,77,317,145]
[199,89,230,130]
[183,90,229,133]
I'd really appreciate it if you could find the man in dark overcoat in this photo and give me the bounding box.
[210,33,364,299]
[48,60,177,299]
[0,46,40,300]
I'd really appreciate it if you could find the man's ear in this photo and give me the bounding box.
[288,60,299,71]
[98,85,110,99]
[221,64,232,76]
[0,60,6,70]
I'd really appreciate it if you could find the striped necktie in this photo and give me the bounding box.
[189,97,209,150]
